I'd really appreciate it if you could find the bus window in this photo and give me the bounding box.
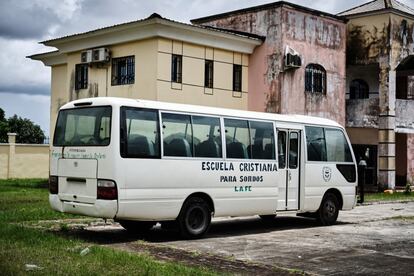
[325,129,353,162]
[224,119,249,159]
[278,131,287,168]
[193,116,222,158]
[305,126,327,161]
[249,121,275,159]
[123,108,160,158]
[54,106,112,146]
[162,113,193,157]
[289,132,299,169]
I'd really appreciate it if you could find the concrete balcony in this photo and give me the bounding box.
[346,98,379,128]
[396,99,414,133]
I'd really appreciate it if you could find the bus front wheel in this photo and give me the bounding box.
[317,193,339,226]
[178,197,211,239]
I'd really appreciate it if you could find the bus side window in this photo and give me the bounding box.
[193,116,222,158]
[325,129,353,162]
[224,119,249,159]
[162,113,193,157]
[249,121,275,160]
[305,126,327,161]
[124,108,160,158]
[278,131,287,168]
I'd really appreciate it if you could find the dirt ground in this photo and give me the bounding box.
[60,202,414,275]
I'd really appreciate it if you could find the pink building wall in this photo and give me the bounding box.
[193,4,347,125]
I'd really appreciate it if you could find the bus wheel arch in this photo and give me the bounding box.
[177,193,214,239]
[324,188,343,210]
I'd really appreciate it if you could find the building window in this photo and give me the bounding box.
[350,79,369,99]
[305,64,326,94]
[205,60,214,88]
[75,64,88,90]
[233,64,242,92]
[171,54,182,83]
[111,56,135,86]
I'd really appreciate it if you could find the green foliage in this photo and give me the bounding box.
[0,107,45,144]
[0,108,8,143]
[0,179,217,276]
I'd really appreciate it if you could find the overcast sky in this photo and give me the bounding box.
[1,0,413,136]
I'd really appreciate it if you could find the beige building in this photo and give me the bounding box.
[29,14,262,137]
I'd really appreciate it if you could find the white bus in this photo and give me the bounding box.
[49,97,357,238]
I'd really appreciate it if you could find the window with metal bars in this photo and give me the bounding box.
[305,64,326,94]
[75,64,88,90]
[111,56,135,86]
[205,60,214,88]
[171,54,182,83]
[233,64,242,92]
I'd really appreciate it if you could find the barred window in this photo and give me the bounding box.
[75,64,88,90]
[171,55,182,83]
[350,79,369,99]
[111,56,135,86]
[205,60,213,88]
[305,64,326,94]
[233,64,242,92]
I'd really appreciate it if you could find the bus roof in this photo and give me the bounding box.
[62,97,343,128]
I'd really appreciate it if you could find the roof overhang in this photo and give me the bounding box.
[40,16,262,55]
[340,8,414,20]
[27,50,67,66]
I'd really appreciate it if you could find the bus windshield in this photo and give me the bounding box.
[53,106,112,146]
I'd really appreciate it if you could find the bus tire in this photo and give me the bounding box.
[317,193,339,226]
[119,220,155,233]
[178,197,211,239]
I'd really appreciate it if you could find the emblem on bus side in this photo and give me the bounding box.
[322,167,331,182]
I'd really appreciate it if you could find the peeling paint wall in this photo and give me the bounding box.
[396,99,414,130]
[195,6,346,125]
[408,134,414,183]
[346,98,379,128]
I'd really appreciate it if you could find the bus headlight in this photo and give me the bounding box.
[49,175,58,194]
[97,179,118,200]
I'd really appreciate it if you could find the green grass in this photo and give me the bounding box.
[0,179,217,275]
[364,192,414,202]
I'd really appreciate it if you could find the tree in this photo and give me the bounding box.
[0,108,45,144]
[0,108,8,143]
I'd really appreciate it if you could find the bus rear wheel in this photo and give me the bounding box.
[317,193,339,226]
[118,220,155,233]
[178,197,211,239]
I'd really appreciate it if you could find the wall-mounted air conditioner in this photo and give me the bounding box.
[80,50,92,63]
[284,46,302,70]
[92,48,110,63]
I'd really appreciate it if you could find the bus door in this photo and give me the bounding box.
[277,129,301,211]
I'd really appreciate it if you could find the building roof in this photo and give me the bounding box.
[191,1,347,24]
[29,13,264,65]
[338,0,414,17]
[41,13,263,47]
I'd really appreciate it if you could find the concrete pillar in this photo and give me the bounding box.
[378,66,396,190]
[7,133,16,179]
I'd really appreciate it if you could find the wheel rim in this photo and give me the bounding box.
[324,199,336,219]
[186,206,207,233]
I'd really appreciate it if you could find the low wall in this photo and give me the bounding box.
[0,142,49,179]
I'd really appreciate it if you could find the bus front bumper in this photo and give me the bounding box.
[49,194,117,219]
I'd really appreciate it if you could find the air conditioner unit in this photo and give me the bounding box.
[92,48,110,63]
[284,46,302,69]
[80,50,92,63]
